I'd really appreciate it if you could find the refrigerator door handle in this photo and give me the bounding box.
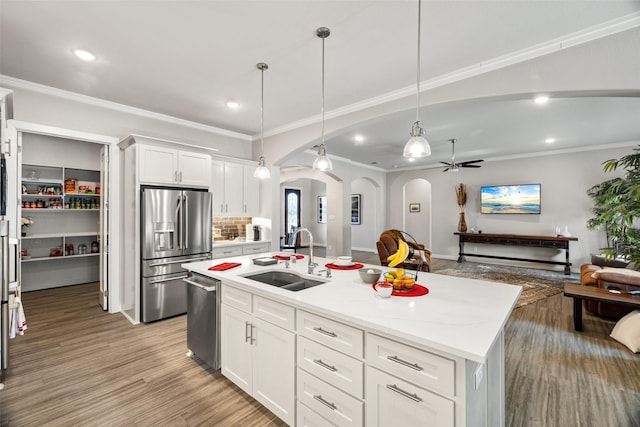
[183,194,189,250]
[176,196,183,250]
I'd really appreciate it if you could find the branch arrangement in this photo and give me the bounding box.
[455,183,467,212]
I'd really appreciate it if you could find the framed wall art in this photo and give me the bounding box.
[318,196,327,223]
[351,194,361,225]
[409,203,420,213]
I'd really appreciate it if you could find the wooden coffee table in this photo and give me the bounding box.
[563,284,640,331]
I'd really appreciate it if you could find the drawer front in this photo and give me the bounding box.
[297,336,364,398]
[297,402,337,427]
[221,285,252,312]
[365,366,454,427]
[297,368,363,427]
[366,333,455,397]
[297,310,364,358]
[212,245,243,259]
[253,295,295,331]
[242,243,270,255]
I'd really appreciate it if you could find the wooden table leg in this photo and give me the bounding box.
[572,297,583,331]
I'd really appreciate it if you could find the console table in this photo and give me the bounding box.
[454,232,578,275]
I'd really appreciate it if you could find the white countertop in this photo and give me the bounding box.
[212,239,269,247]
[183,253,521,363]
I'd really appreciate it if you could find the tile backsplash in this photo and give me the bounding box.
[213,217,252,240]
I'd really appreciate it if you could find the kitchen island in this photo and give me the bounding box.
[184,253,521,427]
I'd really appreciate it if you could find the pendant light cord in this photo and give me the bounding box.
[416,0,421,124]
[321,33,326,145]
[260,64,265,156]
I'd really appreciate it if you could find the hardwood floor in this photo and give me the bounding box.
[2,258,639,426]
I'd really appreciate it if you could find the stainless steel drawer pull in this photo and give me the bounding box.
[313,394,337,411]
[245,321,251,343]
[387,355,424,371]
[313,359,337,372]
[386,384,423,403]
[313,327,337,338]
[150,275,188,284]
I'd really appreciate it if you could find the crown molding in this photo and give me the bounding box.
[0,75,252,141]
[264,12,640,139]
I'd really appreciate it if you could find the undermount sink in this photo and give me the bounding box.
[243,271,327,292]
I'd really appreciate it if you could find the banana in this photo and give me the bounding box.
[387,249,401,267]
[387,239,411,267]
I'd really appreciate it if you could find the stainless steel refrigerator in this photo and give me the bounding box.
[141,187,212,322]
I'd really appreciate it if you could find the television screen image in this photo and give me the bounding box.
[481,184,541,214]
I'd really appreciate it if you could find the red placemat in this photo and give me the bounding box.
[326,262,364,270]
[273,254,304,260]
[209,262,242,271]
[372,283,429,297]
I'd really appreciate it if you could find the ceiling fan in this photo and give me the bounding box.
[441,139,484,172]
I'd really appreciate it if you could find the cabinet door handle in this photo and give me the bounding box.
[387,355,423,371]
[245,321,251,343]
[244,204,247,213]
[313,394,337,411]
[220,204,224,213]
[179,171,183,182]
[174,171,178,183]
[313,359,337,372]
[150,275,188,284]
[313,327,337,338]
[386,384,423,403]
[225,204,228,213]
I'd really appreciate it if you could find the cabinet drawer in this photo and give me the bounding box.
[298,336,364,398]
[242,243,269,255]
[212,245,243,259]
[222,285,252,312]
[365,366,454,427]
[366,333,455,397]
[297,368,363,427]
[253,295,295,331]
[297,310,364,358]
[297,401,336,427]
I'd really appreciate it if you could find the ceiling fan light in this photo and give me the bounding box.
[313,144,333,171]
[253,156,270,179]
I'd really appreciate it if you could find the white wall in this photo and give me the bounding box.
[387,145,634,272]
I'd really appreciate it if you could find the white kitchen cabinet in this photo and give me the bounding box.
[212,245,244,259]
[139,144,210,187]
[212,160,260,217]
[366,366,455,427]
[242,242,269,255]
[221,285,295,425]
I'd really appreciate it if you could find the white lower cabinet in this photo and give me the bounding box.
[365,366,455,427]
[220,286,295,425]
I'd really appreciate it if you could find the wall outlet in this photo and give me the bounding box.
[474,363,484,390]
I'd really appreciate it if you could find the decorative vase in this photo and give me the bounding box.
[458,212,468,233]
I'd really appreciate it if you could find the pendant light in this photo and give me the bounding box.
[403,0,431,158]
[253,62,271,179]
[312,27,333,171]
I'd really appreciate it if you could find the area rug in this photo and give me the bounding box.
[432,263,580,309]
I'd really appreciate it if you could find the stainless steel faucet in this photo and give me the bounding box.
[293,227,317,274]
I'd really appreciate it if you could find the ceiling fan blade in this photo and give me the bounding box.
[460,164,482,168]
[459,159,484,165]
[440,162,451,166]
[442,166,450,172]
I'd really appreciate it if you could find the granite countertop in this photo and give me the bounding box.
[183,253,521,363]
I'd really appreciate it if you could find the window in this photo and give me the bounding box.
[284,188,301,236]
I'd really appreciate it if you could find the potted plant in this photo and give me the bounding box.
[21,216,34,236]
[587,146,640,266]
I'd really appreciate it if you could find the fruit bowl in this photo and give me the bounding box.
[384,268,415,291]
[358,268,382,284]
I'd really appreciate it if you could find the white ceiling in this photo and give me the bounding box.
[1,1,640,170]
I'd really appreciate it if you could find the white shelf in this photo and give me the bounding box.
[22,232,98,240]
[21,253,100,263]
[21,178,64,185]
[21,208,99,212]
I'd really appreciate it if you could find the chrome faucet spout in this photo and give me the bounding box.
[294,227,316,274]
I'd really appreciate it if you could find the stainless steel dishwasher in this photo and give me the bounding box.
[184,272,220,370]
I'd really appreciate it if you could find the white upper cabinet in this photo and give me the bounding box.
[138,144,210,188]
[212,160,260,217]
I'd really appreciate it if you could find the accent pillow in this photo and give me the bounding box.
[591,267,640,281]
[610,310,640,353]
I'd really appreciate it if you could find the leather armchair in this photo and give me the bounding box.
[580,263,640,319]
[376,230,431,272]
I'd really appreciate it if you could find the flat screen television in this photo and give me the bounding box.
[481,184,541,214]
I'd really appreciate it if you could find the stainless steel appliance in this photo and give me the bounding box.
[245,224,261,241]
[141,187,212,322]
[184,272,220,370]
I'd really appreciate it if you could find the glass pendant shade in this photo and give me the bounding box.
[312,144,333,171]
[253,156,270,179]
[403,121,431,158]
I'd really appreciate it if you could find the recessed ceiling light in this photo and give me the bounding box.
[354,134,364,143]
[534,95,549,105]
[545,138,555,143]
[73,49,96,62]
[408,157,415,162]
[225,100,240,109]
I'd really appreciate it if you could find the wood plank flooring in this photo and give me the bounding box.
[1,257,639,426]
